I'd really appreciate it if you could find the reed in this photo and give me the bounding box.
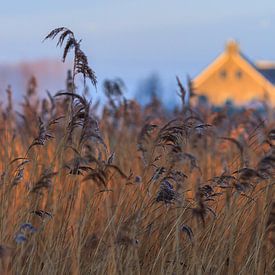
[0,27,274,274]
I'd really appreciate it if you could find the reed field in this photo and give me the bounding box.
[0,28,274,275]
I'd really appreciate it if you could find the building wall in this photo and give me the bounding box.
[194,57,275,105]
[193,40,275,105]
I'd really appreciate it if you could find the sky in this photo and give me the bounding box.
[1,0,275,104]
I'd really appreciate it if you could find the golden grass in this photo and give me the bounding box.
[0,28,274,274]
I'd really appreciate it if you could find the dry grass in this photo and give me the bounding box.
[0,28,274,274]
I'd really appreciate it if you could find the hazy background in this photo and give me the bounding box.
[1,0,275,105]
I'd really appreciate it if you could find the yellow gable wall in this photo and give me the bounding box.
[193,55,275,105]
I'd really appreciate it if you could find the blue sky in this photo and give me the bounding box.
[1,0,275,102]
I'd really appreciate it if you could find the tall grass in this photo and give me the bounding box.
[0,28,274,274]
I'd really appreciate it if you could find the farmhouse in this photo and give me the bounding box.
[193,40,275,105]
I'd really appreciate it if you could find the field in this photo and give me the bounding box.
[0,28,274,275]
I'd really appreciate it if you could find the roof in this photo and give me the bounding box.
[240,53,275,85]
[256,67,275,85]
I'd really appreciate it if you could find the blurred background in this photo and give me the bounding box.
[1,0,275,107]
